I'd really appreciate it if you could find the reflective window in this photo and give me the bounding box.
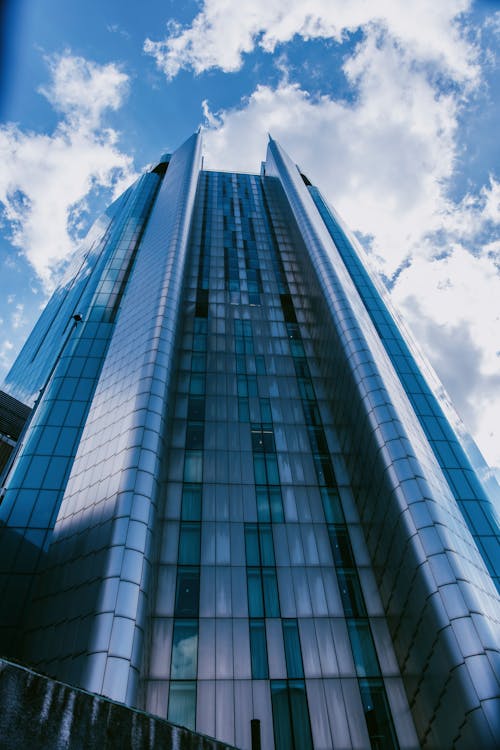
[171,620,198,678]
[359,679,398,750]
[175,567,200,617]
[184,451,202,482]
[271,680,313,750]
[321,488,344,524]
[245,525,260,565]
[348,620,380,677]
[262,568,280,617]
[247,568,264,617]
[178,524,201,564]
[250,619,269,678]
[185,423,204,450]
[282,620,304,678]
[181,485,201,521]
[337,569,367,617]
[329,526,355,567]
[168,681,196,730]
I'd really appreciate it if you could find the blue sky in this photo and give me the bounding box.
[0,0,499,479]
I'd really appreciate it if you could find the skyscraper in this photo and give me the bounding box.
[0,132,499,749]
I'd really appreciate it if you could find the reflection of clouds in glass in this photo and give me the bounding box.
[171,633,198,678]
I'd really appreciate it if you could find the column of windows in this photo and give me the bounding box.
[283,300,399,750]
[167,175,211,730]
[262,181,399,750]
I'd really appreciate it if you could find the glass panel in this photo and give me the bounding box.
[266,455,280,485]
[185,424,204,450]
[189,374,205,395]
[256,487,271,522]
[359,679,398,750]
[179,524,201,565]
[247,377,258,396]
[259,525,275,565]
[290,340,305,357]
[191,353,205,372]
[321,488,344,524]
[337,569,366,617]
[314,455,335,486]
[184,451,203,482]
[256,356,266,375]
[260,398,272,422]
[283,620,303,678]
[245,525,260,565]
[193,334,206,352]
[247,568,264,617]
[348,620,380,677]
[252,429,266,452]
[168,681,196,729]
[193,317,207,333]
[171,620,198,678]
[329,526,355,567]
[263,568,280,617]
[238,397,249,422]
[181,485,202,521]
[289,680,313,750]
[271,681,294,750]
[175,567,200,617]
[253,455,267,484]
[269,488,284,522]
[237,377,248,397]
[187,396,205,421]
[249,619,269,678]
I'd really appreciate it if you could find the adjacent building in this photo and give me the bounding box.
[0,390,31,476]
[0,133,499,749]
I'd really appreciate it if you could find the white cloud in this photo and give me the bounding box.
[199,14,500,472]
[0,52,136,288]
[392,246,500,469]
[202,30,459,277]
[145,0,477,84]
[0,340,14,370]
[11,303,26,330]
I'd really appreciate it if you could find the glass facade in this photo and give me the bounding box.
[0,133,499,749]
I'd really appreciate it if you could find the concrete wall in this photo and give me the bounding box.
[0,659,238,750]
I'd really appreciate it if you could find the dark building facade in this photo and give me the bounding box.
[0,133,499,749]
[0,390,31,475]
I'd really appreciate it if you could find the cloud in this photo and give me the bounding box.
[392,246,500,469]
[144,0,477,83]
[199,15,500,471]
[11,303,26,330]
[0,339,14,370]
[202,30,460,277]
[0,52,136,288]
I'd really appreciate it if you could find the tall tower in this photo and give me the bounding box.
[1,133,499,750]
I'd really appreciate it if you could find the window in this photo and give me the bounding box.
[178,524,201,565]
[184,451,202,482]
[321,488,343,524]
[328,526,355,567]
[181,485,201,521]
[187,396,204,421]
[347,620,380,677]
[175,567,200,617]
[251,425,275,453]
[171,620,198,678]
[359,679,398,750]
[337,569,366,617]
[168,681,196,729]
[271,680,313,750]
[282,620,303,678]
[250,619,269,678]
[185,423,204,450]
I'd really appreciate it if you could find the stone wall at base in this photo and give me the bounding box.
[0,659,238,750]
